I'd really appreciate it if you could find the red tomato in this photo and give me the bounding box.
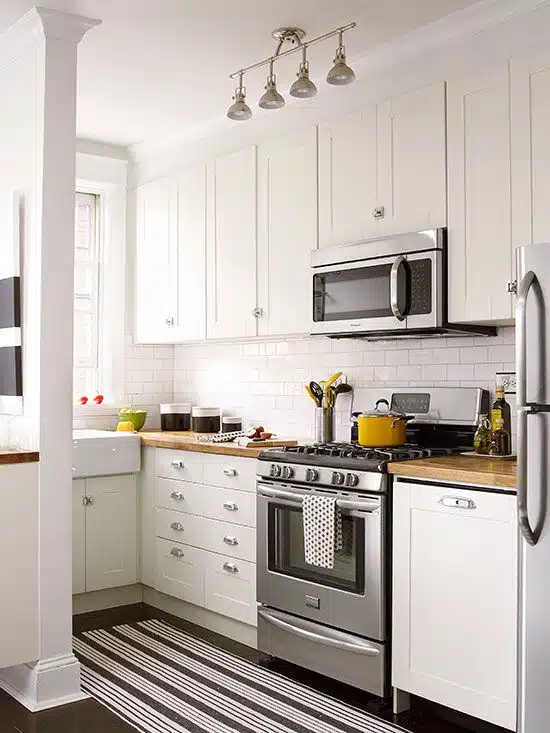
[93,394,104,404]
[80,396,88,405]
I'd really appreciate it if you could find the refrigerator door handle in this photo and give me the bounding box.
[517,270,538,546]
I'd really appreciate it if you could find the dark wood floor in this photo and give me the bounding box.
[0,603,509,733]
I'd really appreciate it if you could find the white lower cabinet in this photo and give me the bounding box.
[146,448,258,627]
[392,480,517,730]
[73,474,138,594]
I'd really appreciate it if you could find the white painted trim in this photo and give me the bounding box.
[0,395,23,415]
[73,583,143,614]
[0,653,87,712]
[0,327,21,347]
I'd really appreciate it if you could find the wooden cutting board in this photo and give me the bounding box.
[236,438,298,448]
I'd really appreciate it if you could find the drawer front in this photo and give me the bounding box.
[155,538,204,606]
[206,486,256,528]
[203,518,256,562]
[155,508,205,549]
[399,480,515,523]
[205,455,256,492]
[156,478,206,516]
[204,552,257,626]
[156,449,205,483]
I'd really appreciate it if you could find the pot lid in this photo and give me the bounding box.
[359,398,406,418]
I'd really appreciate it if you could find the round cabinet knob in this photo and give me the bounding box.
[345,473,359,487]
[166,317,174,326]
[270,464,282,478]
[282,466,294,480]
[331,471,345,486]
[305,468,319,483]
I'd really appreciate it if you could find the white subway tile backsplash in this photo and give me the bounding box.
[460,346,488,364]
[433,347,460,364]
[409,350,434,365]
[421,364,448,381]
[385,350,409,366]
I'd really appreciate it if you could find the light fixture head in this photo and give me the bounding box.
[289,52,317,98]
[259,63,285,109]
[227,73,252,121]
[326,32,355,86]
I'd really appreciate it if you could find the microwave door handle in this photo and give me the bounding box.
[390,256,407,321]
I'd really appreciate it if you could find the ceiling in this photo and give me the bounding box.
[0,0,481,150]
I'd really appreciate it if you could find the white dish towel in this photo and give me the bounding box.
[302,495,343,569]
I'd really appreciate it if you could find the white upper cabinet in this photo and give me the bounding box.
[511,48,550,252]
[318,107,378,248]
[257,127,318,336]
[318,82,446,248]
[173,164,207,341]
[447,63,513,323]
[376,82,446,236]
[207,147,257,339]
[135,178,173,343]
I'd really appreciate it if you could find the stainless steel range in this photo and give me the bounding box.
[256,387,488,697]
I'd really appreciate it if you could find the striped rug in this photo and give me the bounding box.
[74,619,406,733]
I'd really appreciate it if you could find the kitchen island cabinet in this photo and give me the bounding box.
[392,478,517,730]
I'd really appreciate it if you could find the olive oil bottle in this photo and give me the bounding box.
[491,386,512,455]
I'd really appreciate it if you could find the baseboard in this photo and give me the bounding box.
[73,584,143,614]
[142,586,258,649]
[0,653,88,711]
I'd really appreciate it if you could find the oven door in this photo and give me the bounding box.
[311,250,442,335]
[256,483,386,641]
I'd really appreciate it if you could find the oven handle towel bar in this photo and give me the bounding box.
[258,484,380,513]
[258,607,381,656]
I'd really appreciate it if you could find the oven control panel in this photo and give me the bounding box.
[258,462,386,494]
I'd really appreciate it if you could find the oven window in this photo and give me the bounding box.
[268,504,365,594]
[408,258,432,315]
[313,263,407,322]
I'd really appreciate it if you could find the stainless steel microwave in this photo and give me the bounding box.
[311,229,496,339]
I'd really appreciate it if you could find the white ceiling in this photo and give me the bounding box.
[0,0,481,150]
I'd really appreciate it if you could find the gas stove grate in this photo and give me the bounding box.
[280,442,455,462]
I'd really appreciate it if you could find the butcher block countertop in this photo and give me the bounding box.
[139,431,296,458]
[0,449,39,465]
[388,454,517,490]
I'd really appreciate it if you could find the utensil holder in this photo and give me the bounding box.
[314,407,335,444]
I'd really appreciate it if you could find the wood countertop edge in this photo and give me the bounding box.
[139,433,265,458]
[0,450,40,465]
[388,456,517,490]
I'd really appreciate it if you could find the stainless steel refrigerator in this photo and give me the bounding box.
[516,242,550,733]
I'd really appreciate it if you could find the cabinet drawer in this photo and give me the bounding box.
[204,552,257,626]
[402,481,515,523]
[156,449,205,483]
[155,508,204,549]
[155,538,204,606]
[205,456,256,492]
[206,486,256,527]
[203,518,256,562]
[156,478,206,516]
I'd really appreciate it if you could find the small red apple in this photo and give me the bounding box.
[79,396,88,405]
[93,394,104,404]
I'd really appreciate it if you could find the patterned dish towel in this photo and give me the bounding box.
[302,495,343,569]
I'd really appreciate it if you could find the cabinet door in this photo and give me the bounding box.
[447,64,513,323]
[257,127,318,336]
[392,481,517,730]
[511,48,550,250]
[318,107,378,247]
[85,475,138,592]
[207,147,257,339]
[173,165,207,340]
[134,178,175,343]
[72,479,86,595]
[377,82,446,237]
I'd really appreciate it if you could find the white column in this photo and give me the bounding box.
[0,8,100,711]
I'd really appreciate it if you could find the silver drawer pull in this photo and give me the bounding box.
[223,534,239,546]
[223,562,239,573]
[223,501,239,512]
[439,496,476,510]
[170,547,184,558]
[223,467,237,477]
[170,460,185,469]
[170,521,184,531]
[170,491,184,501]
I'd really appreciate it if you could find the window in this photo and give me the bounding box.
[73,192,100,400]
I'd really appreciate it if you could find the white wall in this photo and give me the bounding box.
[174,327,516,442]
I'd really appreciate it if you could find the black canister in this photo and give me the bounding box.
[192,407,221,434]
[222,416,242,433]
[160,403,191,431]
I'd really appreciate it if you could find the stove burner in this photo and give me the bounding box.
[281,442,454,462]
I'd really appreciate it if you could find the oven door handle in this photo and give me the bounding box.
[258,607,381,656]
[257,484,380,513]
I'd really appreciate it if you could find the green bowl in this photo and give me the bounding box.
[118,408,147,432]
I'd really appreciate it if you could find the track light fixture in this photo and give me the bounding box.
[228,22,356,121]
[226,72,252,121]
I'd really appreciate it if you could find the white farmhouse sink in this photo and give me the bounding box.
[72,429,141,478]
